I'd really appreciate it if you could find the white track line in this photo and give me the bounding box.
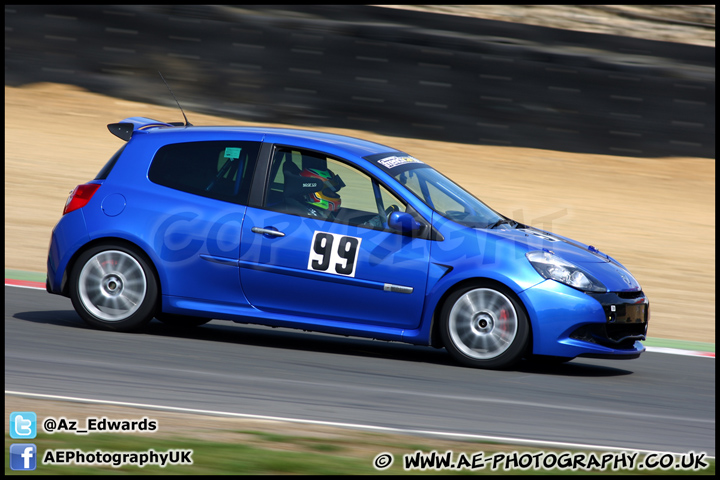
[5,390,712,458]
[6,283,45,290]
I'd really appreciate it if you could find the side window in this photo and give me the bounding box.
[264,147,406,229]
[95,145,126,180]
[148,141,260,204]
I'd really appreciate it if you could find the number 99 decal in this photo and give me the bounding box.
[308,231,362,277]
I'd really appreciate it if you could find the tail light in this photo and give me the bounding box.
[63,183,101,215]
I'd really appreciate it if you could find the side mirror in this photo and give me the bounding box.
[388,211,421,233]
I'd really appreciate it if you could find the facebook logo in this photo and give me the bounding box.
[10,444,37,471]
[10,412,37,439]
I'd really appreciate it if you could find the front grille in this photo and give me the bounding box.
[616,290,645,300]
[570,322,647,349]
[571,291,649,349]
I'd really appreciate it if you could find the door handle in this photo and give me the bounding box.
[251,227,285,237]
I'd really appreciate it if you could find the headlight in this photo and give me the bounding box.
[526,250,607,293]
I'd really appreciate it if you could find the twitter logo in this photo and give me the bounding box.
[10,412,37,439]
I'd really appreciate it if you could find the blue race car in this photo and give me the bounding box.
[47,117,648,369]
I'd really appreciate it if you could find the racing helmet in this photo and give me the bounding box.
[300,167,342,212]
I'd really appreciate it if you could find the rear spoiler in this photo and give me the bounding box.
[107,117,183,141]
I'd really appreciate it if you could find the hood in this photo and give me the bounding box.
[490,226,641,292]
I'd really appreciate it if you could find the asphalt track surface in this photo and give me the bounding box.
[5,285,715,457]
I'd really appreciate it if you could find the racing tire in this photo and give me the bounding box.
[69,244,158,332]
[155,313,212,328]
[440,283,529,369]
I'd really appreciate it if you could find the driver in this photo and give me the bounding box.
[299,167,344,219]
[280,157,346,219]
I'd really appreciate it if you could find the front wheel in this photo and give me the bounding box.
[440,284,529,369]
[69,245,158,331]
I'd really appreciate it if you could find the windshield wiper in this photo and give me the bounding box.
[489,218,517,229]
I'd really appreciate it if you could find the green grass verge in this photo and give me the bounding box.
[6,431,714,475]
[5,269,46,283]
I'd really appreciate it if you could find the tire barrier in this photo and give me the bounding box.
[5,5,714,158]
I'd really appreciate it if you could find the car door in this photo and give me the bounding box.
[239,146,431,329]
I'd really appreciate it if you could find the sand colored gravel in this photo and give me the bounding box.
[5,82,714,343]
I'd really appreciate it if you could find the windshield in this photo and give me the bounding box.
[395,166,507,229]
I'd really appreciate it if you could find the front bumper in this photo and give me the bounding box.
[520,280,648,359]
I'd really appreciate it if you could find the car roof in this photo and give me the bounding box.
[111,117,399,159]
[199,126,396,157]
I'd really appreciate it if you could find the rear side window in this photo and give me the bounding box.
[148,141,260,205]
[95,145,126,180]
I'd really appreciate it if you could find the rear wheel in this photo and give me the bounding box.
[440,283,529,369]
[69,245,157,331]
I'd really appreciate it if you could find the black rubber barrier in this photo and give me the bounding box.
[5,5,715,158]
